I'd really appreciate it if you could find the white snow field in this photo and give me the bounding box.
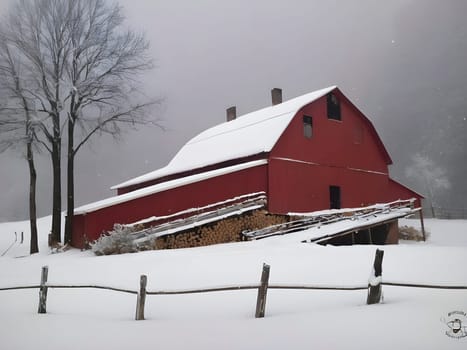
[1,216,466,350]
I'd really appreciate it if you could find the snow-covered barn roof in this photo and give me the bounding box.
[111,86,337,190]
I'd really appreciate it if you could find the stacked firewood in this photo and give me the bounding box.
[154,210,289,249]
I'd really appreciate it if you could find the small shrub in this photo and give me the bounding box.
[91,224,139,255]
[399,225,429,241]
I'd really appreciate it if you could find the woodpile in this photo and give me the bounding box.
[398,224,427,241]
[154,209,289,249]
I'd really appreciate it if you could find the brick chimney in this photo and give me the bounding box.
[226,106,236,122]
[271,88,282,105]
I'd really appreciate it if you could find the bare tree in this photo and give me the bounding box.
[0,36,39,254]
[405,153,451,217]
[62,0,157,244]
[0,0,159,246]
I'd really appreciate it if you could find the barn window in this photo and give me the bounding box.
[327,93,341,121]
[303,115,313,138]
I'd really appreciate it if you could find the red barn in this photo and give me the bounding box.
[71,86,421,248]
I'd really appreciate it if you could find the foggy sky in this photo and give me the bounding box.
[0,0,466,221]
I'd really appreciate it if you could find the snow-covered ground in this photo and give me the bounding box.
[1,216,466,349]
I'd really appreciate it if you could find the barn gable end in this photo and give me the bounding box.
[268,89,401,214]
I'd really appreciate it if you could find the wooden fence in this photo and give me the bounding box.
[1,249,466,320]
[432,206,467,219]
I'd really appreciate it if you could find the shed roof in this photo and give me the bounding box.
[112,86,336,190]
[75,160,267,215]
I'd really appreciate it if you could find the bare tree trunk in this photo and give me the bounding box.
[27,140,39,254]
[50,132,61,244]
[64,118,74,245]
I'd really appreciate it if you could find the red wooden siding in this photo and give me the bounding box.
[72,164,268,248]
[387,178,423,207]
[268,157,393,214]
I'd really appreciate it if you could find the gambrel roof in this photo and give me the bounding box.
[112,86,337,190]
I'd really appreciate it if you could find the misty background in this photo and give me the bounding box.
[0,0,466,221]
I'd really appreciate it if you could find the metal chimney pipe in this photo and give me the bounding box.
[226,106,237,121]
[271,88,282,105]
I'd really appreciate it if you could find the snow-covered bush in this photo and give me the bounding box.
[91,224,140,255]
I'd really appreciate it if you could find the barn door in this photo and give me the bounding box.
[329,186,341,209]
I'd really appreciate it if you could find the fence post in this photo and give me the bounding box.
[135,275,147,320]
[419,210,426,241]
[255,263,270,318]
[38,266,49,314]
[367,249,384,305]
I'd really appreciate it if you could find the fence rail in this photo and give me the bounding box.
[382,282,467,290]
[1,249,466,320]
